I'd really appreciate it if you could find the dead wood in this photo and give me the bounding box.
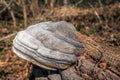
[0,32,16,41]
[30,33,120,80]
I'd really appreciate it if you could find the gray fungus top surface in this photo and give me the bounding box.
[12,21,83,70]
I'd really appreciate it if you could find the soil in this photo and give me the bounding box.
[0,3,120,80]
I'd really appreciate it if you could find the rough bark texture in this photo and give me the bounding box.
[30,32,120,80]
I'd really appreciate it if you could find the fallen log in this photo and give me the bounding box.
[30,32,120,80]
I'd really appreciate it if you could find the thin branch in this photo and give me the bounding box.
[88,3,102,23]
[75,0,83,6]
[98,0,103,9]
[0,1,12,14]
[0,32,17,41]
[3,0,17,28]
[21,0,27,27]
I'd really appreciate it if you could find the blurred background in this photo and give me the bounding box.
[0,0,120,80]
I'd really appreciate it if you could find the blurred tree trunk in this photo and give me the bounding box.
[50,0,55,9]
[45,0,55,9]
[30,0,39,17]
[45,0,48,5]
[63,0,68,5]
[21,0,27,27]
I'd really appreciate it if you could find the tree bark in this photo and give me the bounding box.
[30,0,39,17]
[21,0,27,27]
[30,33,120,80]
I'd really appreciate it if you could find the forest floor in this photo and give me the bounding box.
[0,3,120,80]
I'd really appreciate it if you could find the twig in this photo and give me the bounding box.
[0,32,17,41]
[0,1,12,14]
[75,0,83,6]
[2,0,17,28]
[88,3,102,23]
[98,0,103,9]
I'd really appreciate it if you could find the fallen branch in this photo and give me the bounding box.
[75,0,83,6]
[0,32,17,41]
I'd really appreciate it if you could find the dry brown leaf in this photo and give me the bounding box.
[99,62,107,70]
[0,61,7,67]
